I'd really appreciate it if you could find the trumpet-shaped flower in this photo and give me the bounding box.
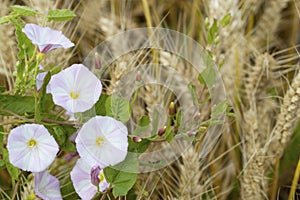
[48,64,102,113]
[22,24,74,53]
[70,158,109,200]
[34,171,62,200]
[7,124,59,172]
[75,116,128,168]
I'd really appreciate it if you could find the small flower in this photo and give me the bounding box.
[70,158,109,200]
[7,124,59,172]
[22,23,74,53]
[48,64,102,113]
[75,116,128,168]
[33,171,63,200]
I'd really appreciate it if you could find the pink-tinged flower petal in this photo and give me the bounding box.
[36,65,51,93]
[36,71,47,91]
[75,116,128,168]
[36,65,47,91]
[71,158,109,200]
[34,171,62,200]
[48,64,102,113]
[22,24,74,53]
[7,124,59,172]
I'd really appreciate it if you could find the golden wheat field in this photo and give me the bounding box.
[0,0,300,200]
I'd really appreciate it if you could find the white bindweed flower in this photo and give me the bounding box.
[7,124,59,172]
[75,116,128,168]
[22,23,74,53]
[34,171,62,200]
[48,64,102,113]
[70,158,109,200]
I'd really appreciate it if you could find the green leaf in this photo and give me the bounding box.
[0,94,35,116]
[150,109,160,136]
[0,15,15,24]
[175,109,182,127]
[45,122,76,152]
[60,177,80,199]
[220,13,231,27]
[199,65,216,88]
[3,149,19,182]
[138,116,150,126]
[0,126,3,155]
[11,18,35,60]
[105,94,130,123]
[128,138,150,154]
[164,125,174,143]
[40,73,55,113]
[104,154,138,197]
[207,19,219,44]
[133,116,150,136]
[95,94,109,115]
[11,5,38,16]
[51,126,66,146]
[0,159,5,168]
[211,100,227,118]
[47,9,76,21]
[188,83,199,107]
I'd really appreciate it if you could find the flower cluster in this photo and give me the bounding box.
[6,24,129,200]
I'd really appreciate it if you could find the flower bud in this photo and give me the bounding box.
[36,52,45,62]
[169,102,175,115]
[158,126,166,136]
[90,166,101,186]
[198,126,207,134]
[94,52,101,69]
[133,136,142,142]
[136,71,141,82]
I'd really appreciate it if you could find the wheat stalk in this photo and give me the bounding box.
[266,69,300,162]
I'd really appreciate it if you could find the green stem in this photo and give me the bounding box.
[0,107,76,126]
[34,53,42,122]
[288,157,300,200]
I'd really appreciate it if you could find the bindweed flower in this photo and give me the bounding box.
[48,64,102,113]
[22,24,74,53]
[7,124,59,172]
[34,171,62,200]
[75,116,128,168]
[70,158,109,200]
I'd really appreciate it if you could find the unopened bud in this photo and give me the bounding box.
[205,17,210,28]
[158,126,166,136]
[136,71,141,82]
[194,113,201,121]
[90,166,101,186]
[169,102,175,115]
[188,132,196,137]
[198,126,207,134]
[36,52,45,62]
[94,52,101,69]
[133,136,142,142]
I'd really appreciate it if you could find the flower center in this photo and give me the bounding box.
[70,91,79,99]
[95,137,105,147]
[98,172,105,182]
[27,139,37,148]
